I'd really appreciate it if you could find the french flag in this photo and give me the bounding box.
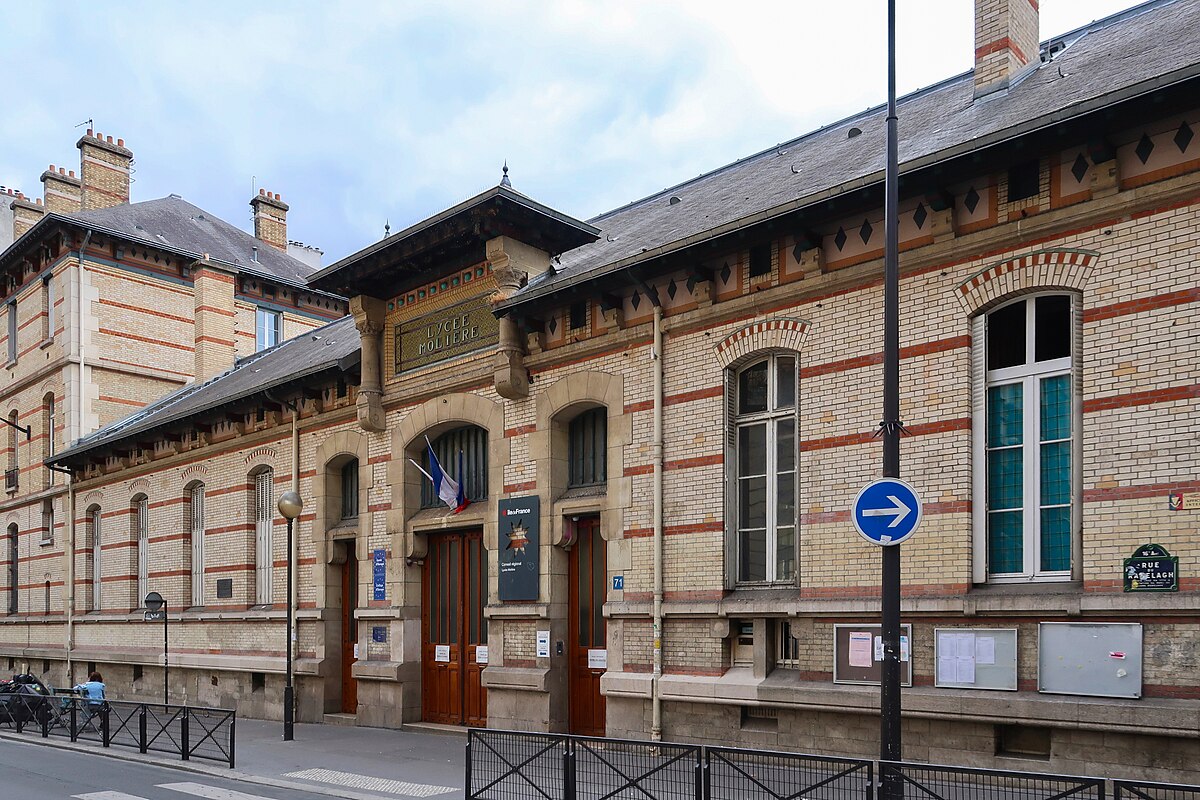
[411,439,469,514]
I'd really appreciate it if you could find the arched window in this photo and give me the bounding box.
[6,523,17,614]
[568,408,607,488]
[977,293,1076,581]
[132,494,149,606]
[188,484,205,607]
[421,426,487,508]
[253,469,274,604]
[340,460,359,520]
[87,505,102,612]
[730,354,798,584]
[43,393,55,489]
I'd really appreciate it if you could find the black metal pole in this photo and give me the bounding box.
[283,517,294,741]
[163,599,169,706]
[880,0,904,796]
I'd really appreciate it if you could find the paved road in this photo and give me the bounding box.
[0,738,352,800]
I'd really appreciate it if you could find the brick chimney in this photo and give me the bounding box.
[191,255,237,382]
[974,0,1039,99]
[249,189,288,251]
[10,193,45,239]
[40,165,82,214]
[75,130,133,211]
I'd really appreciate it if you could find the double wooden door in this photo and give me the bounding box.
[339,544,358,713]
[422,530,487,726]
[569,516,607,736]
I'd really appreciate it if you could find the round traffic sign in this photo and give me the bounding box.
[852,478,922,546]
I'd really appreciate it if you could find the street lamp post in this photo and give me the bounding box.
[143,591,168,705]
[276,490,303,742]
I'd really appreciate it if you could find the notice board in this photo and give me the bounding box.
[833,623,912,686]
[1038,622,1143,699]
[934,628,1018,691]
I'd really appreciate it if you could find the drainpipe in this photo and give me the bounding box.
[264,389,300,634]
[49,465,74,680]
[63,230,91,685]
[651,304,664,741]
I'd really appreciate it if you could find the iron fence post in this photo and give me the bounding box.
[101,703,110,747]
[564,739,575,800]
[181,707,190,761]
[40,698,49,738]
[702,749,712,800]
[138,704,148,754]
[695,747,704,800]
[464,734,472,799]
[228,713,236,769]
[70,698,77,742]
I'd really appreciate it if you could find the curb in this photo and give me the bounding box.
[0,730,455,800]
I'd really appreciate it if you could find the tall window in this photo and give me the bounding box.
[981,294,1075,581]
[43,393,54,488]
[340,460,359,520]
[88,506,102,612]
[568,408,607,488]
[189,484,205,607]
[133,495,149,605]
[255,308,282,352]
[42,275,55,341]
[732,354,798,584]
[6,523,17,614]
[5,410,17,492]
[6,300,15,363]
[422,426,487,508]
[254,470,274,604]
[40,500,53,545]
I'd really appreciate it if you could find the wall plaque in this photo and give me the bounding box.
[394,293,499,373]
[1123,543,1178,592]
[372,548,387,601]
[216,578,233,599]
[498,495,540,601]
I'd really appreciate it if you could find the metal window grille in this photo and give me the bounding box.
[422,427,487,508]
[190,486,205,607]
[568,408,607,488]
[90,508,102,611]
[341,460,359,519]
[254,471,273,604]
[135,497,149,604]
[775,620,801,669]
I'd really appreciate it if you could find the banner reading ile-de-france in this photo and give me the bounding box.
[498,496,540,601]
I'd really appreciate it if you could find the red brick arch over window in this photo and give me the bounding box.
[714,317,811,369]
[955,248,1100,316]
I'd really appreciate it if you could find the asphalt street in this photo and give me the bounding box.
[0,738,352,800]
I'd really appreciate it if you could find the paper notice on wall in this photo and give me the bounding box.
[588,649,608,670]
[849,632,873,668]
[975,636,996,665]
[873,636,884,662]
[956,656,976,684]
[536,630,551,658]
[937,656,958,684]
[435,644,450,662]
[936,631,980,684]
[900,635,910,663]
[476,645,489,665]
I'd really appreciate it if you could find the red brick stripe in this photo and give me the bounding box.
[1084,479,1200,503]
[504,424,536,438]
[1084,288,1199,322]
[1084,384,1198,413]
[624,521,723,538]
[802,417,969,452]
[975,37,1029,63]
[504,481,537,494]
[98,328,194,351]
[99,298,193,324]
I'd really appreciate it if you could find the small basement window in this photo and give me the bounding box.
[996,724,1051,760]
[133,664,143,682]
[252,672,266,692]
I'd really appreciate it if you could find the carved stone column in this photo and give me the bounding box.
[486,236,550,400]
[351,295,386,432]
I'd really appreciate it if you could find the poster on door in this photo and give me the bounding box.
[499,496,540,601]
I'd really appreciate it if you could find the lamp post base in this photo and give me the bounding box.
[283,684,294,741]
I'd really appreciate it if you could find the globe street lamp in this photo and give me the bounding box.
[276,490,303,742]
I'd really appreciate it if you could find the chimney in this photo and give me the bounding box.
[249,189,289,252]
[75,129,133,211]
[10,193,45,239]
[40,165,82,214]
[191,255,237,382]
[974,0,1039,99]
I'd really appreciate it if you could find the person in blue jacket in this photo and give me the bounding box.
[73,671,106,726]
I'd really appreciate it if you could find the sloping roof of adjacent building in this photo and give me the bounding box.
[50,315,359,464]
[65,194,320,286]
[498,0,1200,311]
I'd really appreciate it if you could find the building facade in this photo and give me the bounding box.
[11,0,1200,782]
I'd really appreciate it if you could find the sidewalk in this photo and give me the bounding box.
[0,717,468,799]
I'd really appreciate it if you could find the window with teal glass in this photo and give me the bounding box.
[982,294,1074,581]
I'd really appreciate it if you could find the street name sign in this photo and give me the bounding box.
[852,478,922,546]
[143,609,166,622]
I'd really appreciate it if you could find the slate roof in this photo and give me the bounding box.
[50,315,358,464]
[499,0,1200,310]
[64,194,320,286]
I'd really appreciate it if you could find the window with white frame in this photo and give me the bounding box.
[133,495,149,604]
[254,470,274,604]
[978,294,1076,582]
[731,354,798,584]
[255,308,282,352]
[189,484,205,607]
[89,506,102,612]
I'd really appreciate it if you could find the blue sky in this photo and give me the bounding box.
[0,1,1141,266]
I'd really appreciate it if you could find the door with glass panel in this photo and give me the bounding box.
[421,529,487,726]
[569,516,606,735]
[734,354,798,584]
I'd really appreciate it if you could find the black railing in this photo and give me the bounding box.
[0,693,235,768]
[879,761,1106,800]
[1115,781,1200,800]
[707,746,872,800]
[573,735,701,800]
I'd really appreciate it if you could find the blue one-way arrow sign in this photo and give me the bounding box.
[852,478,922,546]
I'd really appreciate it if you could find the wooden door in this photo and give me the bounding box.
[569,517,607,736]
[422,530,487,726]
[340,547,358,713]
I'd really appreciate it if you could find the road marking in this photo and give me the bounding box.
[284,767,457,797]
[157,783,282,800]
[73,793,151,800]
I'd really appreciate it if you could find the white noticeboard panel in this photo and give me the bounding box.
[1038,622,1143,699]
[934,628,1018,691]
[536,630,551,658]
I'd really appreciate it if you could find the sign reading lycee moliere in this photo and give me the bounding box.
[498,496,540,602]
[394,294,499,373]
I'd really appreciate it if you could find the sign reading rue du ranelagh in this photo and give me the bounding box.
[395,294,499,373]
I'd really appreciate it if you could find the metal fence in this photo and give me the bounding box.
[707,746,872,800]
[879,761,1106,800]
[1115,781,1200,800]
[0,693,235,768]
